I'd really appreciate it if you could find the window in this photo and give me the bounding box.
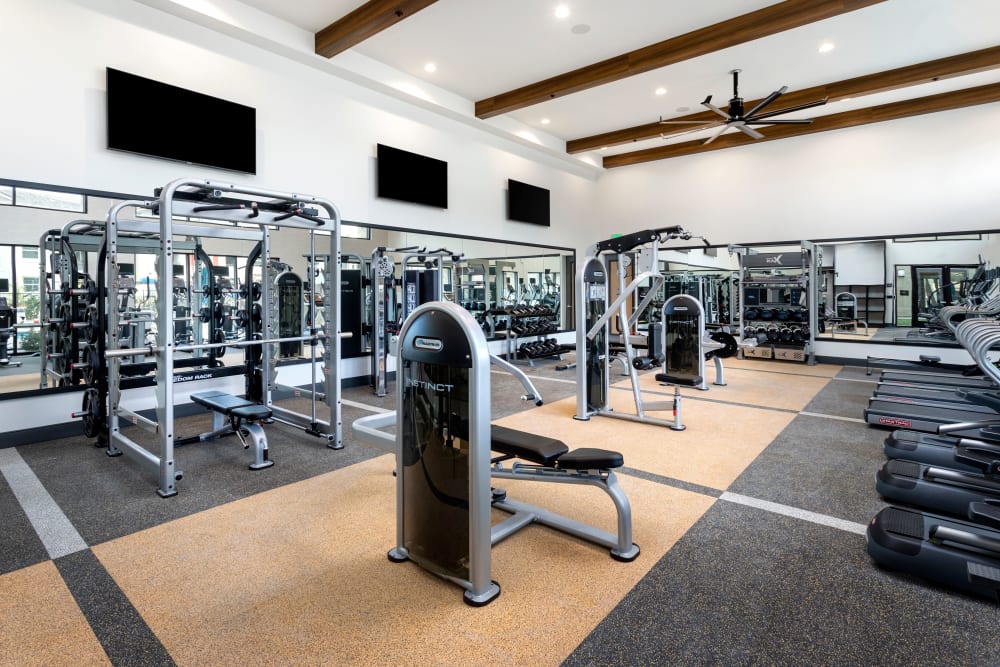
[14,187,86,212]
[342,223,370,240]
[21,246,38,259]
[0,186,11,206]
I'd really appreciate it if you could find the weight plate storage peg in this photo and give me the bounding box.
[81,388,102,438]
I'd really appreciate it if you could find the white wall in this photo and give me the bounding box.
[596,104,1000,245]
[0,0,597,252]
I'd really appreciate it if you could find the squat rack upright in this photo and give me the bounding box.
[102,178,344,497]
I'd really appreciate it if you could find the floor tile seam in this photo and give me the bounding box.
[798,411,867,424]
[617,466,723,498]
[719,491,868,535]
[830,376,879,384]
[489,369,577,385]
[341,398,392,414]
[609,385,800,415]
[723,365,842,379]
[0,448,89,560]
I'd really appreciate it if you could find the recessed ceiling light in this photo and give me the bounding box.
[818,41,835,53]
[554,4,570,19]
[655,87,667,96]
[423,62,437,73]
[541,118,551,125]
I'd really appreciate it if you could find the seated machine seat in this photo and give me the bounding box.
[489,424,623,469]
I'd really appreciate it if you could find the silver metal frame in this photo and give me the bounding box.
[376,299,637,605]
[103,178,343,497]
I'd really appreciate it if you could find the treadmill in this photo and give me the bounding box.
[883,393,1000,471]
[867,504,1000,601]
[866,320,1000,434]
[868,317,1000,600]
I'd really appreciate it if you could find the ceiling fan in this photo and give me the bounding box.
[659,69,828,145]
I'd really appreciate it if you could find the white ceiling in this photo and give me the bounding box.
[236,0,1000,162]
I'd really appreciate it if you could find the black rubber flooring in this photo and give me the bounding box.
[0,474,48,575]
[565,501,1000,667]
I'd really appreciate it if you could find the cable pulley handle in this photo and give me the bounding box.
[192,203,245,213]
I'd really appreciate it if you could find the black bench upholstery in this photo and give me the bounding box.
[490,424,622,470]
[655,373,703,387]
[191,390,272,422]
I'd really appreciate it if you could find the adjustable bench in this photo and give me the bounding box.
[487,424,639,562]
[185,390,274,470]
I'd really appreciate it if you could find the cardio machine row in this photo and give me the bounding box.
[865,314,1000,600]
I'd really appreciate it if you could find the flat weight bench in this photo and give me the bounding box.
[186,390,274,470]
[487,424,639,562]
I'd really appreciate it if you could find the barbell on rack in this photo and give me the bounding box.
[103,331,352,359]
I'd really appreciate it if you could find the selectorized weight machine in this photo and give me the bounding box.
[352,301,638,605]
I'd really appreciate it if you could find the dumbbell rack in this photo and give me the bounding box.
[502,305,561,365]
[734,243,817,365]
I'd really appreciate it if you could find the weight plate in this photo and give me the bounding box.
[81,388,102,438]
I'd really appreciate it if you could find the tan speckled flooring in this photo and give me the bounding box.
[0,561,111,667]
[93,454,713,666]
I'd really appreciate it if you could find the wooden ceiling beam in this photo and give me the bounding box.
[474,0,886,119]
[602,82,1000,168]
[568,45,1000,153]
[315,0,439,59]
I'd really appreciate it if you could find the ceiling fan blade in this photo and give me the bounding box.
[748,97,829,122]
[702,97,731,120]
[744,86,787,119]
[734,123,765,140]
[702,125,730,145]
[660,122,724,141]
[746,118,814,125]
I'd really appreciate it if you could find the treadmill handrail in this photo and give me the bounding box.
[931,525,1000,556]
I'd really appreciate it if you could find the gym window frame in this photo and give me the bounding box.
[0,186,11,206]
[10,186,87,213]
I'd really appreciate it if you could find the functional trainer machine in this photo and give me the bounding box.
[352,301,638,605]
[575,226,715,429]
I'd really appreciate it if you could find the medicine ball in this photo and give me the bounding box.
[744,307,759,321]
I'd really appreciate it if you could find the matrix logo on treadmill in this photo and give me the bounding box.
[406,378,454,393]
[878,417,912,428]
[765,255,784,265]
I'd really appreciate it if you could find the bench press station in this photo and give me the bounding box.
[352,301,638,606]
[182,390,274,470]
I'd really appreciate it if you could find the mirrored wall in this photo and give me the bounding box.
[0,180,574,399]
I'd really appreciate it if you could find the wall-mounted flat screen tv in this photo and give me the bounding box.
[376,143,448,209]
[106,67,256,174]
[507,179,550,226]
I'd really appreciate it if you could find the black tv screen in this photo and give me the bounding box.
[376,144,447,208]
[106,68,256,174]
[507,179,550,226]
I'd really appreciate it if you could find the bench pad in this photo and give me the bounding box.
[655,373,703,387]
[231,405,273,421]
[556,448,624,470]
[490,424,568,466]
[191,390,253,414]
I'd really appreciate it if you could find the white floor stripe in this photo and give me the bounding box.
[0,448,88,559]
[489,369,577,385]
[720,491,868,536]
[799,411,867,424]
[342,398,392,414]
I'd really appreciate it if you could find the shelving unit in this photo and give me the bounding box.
[732,243,816,364]
[834,284,885,326]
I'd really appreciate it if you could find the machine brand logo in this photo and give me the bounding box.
[765,255,784,265]
[414,337,443,351]
[878,417,912,427]
[406,378,453,393]
[674,307,689,311]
